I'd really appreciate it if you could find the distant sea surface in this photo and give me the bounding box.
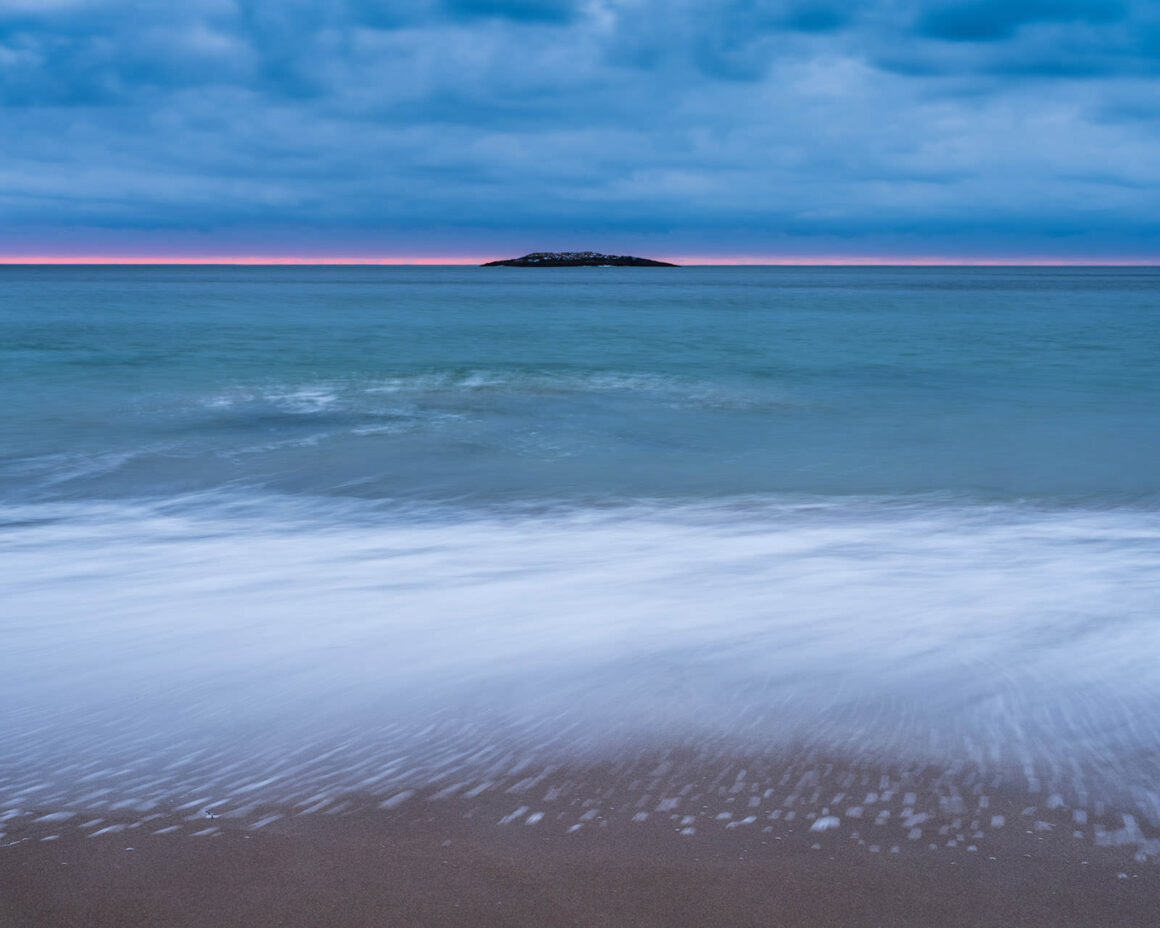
[3,266,1160,816]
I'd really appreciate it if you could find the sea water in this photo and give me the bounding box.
[2,266,1159,815]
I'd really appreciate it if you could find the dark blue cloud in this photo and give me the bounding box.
[603,1,862,81]
[0,0,1158,258]
[442,0,581,23]
[783,4,850,32]
[917,0,1127,43]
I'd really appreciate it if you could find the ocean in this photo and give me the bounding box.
[3,265,1160,824]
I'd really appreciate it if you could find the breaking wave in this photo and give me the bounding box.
[3,492,1159,816]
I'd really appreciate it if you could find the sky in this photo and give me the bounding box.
[2,0,1160,263]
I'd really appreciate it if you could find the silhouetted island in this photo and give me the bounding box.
[482,252,678,267]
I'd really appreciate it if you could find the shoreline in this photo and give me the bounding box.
[4,800,1157,928]
[4,750,1159,926]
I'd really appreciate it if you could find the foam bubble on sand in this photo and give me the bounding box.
[0,750,1158,869]
[499,807,529,825]
[33,812,75,824]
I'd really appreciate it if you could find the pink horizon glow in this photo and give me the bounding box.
[0,254,1157,266]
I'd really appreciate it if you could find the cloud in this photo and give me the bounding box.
[442,0,582,23]
[916,0,1127,43]
[0,0,1159,257]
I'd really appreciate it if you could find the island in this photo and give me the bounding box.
[482,251,678,267]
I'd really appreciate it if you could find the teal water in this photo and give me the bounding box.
[2,267,1160,819]
[3,265,1158,502]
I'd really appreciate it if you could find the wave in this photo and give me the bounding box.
[199,369,800,413]
[2,492,1159,815]
[1,370,806,499]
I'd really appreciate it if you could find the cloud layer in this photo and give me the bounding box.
[2,0,1159,259]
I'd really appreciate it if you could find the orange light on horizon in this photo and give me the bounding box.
[0,254,1157,266]
[0,255,495,266]
[665,255,1160,267]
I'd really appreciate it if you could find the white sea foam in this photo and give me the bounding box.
[204,370,793,414]
[1,494,1159,814]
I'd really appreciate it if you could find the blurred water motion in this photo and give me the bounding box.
[1,266,1159,818]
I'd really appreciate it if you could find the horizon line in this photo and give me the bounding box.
[1,255,1158,267]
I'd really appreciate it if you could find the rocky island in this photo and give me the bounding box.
[482,251,678,267]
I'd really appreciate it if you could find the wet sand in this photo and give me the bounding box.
[3,810,1158,928]
[3,752,1158,927]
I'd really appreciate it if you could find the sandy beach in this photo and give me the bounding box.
[3,750,1158,927]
